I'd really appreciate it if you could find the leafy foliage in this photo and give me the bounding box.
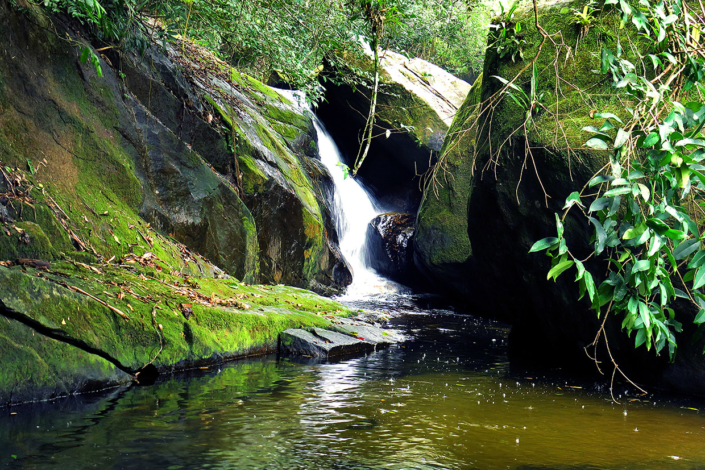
[489,2,526,62]
[386,0,493,79]
[37,0,493,102]
[532,0,705,361]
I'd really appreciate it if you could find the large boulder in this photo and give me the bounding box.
[117,37,350,291]
[317,49,471,211]
[0,1,258,280]
[414,74,482,298]
[415,0,705,393]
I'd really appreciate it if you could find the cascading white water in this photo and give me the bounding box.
[313,119,404,298]
[276,89,403,298]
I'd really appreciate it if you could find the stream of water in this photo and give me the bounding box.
[3,300,705,469]
[277,88,405,298]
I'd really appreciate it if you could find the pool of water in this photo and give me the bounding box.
[2,297,705,469]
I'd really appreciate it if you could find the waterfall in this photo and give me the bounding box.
[276,89,404,298]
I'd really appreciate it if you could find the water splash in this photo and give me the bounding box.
[276,89,404,298]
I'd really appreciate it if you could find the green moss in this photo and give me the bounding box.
[0,316,129,405]
[0,221,57,261]
[416,73,483,271]
[482,1,641,160]
[376,81,448,147]
[0,262,351,373]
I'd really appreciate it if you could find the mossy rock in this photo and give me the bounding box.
[414,74,483,298]
[118,37,349,291]
[419,0,705,392]
[0,261,353,405]
[0,0,355,404]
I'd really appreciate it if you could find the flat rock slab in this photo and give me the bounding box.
[279,328,374,359]
[279,319,403,359]
[329,318,404,345]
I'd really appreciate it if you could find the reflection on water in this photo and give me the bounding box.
[2,302,705,470]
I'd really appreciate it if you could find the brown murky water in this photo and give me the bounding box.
[2,299,705,469]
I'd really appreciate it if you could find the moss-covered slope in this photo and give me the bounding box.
[0,0,353,405]
[0,261,350,406]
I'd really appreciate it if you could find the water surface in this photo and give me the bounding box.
[2,299,705,469]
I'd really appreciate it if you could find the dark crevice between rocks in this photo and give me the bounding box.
[0,300,153,381]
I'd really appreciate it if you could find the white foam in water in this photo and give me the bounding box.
[276,89,404,299]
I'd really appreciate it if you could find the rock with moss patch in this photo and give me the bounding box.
[416,0,705,394]
[318,48,471,211]
[118,40,350,291]
[414,74,482,298]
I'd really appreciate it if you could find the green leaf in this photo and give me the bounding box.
[632,259,650,273]
[547,259,574,281]
[642,132,660,147]
[575,259,586,280]
[586,137,609,150]
[674,288,690,299]
[529,237,559,253]
[693,268,705,290]
[26,159,35,175]
[80,47,90,64]
[635,328,647,348]
[647,234,663,257]
[555,213,564,239]
[588,217,607,254]
[604,186,632,197]
[563,191,583,209]
[639,301,651,330]
[623,223,646,240]
[689,250,705,269]
[588,175,615,187]
[584,271,597,302]
[589,197,610,212]
[676,138,705,148]
[614,128,630,148]
[695,309,705,325]
[594,112,624,124]
[673,239,700,260]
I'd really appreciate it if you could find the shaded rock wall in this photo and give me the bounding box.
[317,50,470,212]
[414,0,705,394]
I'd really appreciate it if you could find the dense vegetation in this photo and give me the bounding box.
[517,0,705,368]
[40,0,493,101]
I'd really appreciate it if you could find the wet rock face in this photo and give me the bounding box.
[365,213,418,285]
[116,36,351,290]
